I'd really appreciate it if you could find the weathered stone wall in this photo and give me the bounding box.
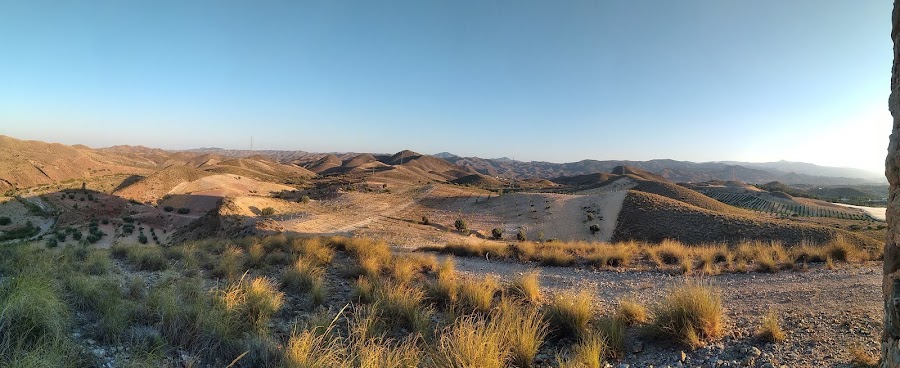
[884,1,900,366]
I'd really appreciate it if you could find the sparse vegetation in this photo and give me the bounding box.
[650,281,724,348]
[492,227,503,239]
[454,218,467,232]
[176,207,190,214]
[261,207,276,216]
[756,308,785,343]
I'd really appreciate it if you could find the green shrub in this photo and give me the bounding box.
[454,218,467,232]
[491,228,503,239]
[517,229,527,242]
[260,207,275,217]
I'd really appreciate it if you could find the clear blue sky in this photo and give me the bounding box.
[0,0,892,173]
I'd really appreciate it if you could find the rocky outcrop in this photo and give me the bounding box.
[884,2,900,365]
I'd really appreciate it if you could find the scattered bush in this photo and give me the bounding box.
[0,216,10,225]
[589,224,600,234]
[454,218,467,232]
[491,227,503,239]
[260,207,275,217]
[517,229,527,242]
[176,208,190,215]
[163,206,174,212]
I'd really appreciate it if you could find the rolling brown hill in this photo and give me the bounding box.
[612,190,879,249]
[0,135,154,191]
[201,157,315,182]
[114,165,212,203]
[450,173,503,187]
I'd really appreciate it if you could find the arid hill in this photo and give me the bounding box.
[612,190,879,249]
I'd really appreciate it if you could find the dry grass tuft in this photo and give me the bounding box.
[220,276,285,333]
[433,314,509,368]
[496,300,548,367]
[756,308,785,343]
[544,291,594,340]
[556,332,607,368]
[650,281,724,348]
[457,276,499,313]
[849,344,879,368]
[616,298,648,326]
[509,270,542,304]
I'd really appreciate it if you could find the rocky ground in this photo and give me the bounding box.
[452,257,882,368]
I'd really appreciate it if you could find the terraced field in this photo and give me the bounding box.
[701,191,872,220]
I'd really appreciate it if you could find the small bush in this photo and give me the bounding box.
[126,246,168,271]
[545,291,593,339]
[457,276,499,313]
[589,224,600,234]
[756,308,785,343]
[284,326,343,368]
[163,206,174,212]
[282,258,324,292]
[497,301,548,368]
[260,207,275,217]
[426,258,458,306]
[616,298,648,326]
[650,281,724,348]
[352,277,377,304]
[176,208,190,215]
[509,270,542,304]
[517,229,527,242]
[433,314,508,368]
[849,344,879,368]
[421,216,430,225]
[454,218,467,232]
[219,276,285,333]
[0,216,10,225]
[376,282,432,333]
[557,332,607,368]
[491,228,503,239]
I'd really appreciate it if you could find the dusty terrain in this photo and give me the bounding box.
[452,255,882,367]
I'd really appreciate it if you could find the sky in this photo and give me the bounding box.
[0,0,892,173]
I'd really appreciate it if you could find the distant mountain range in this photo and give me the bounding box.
[430,153,885,185]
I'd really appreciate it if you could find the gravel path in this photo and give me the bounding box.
[453,257,883,368]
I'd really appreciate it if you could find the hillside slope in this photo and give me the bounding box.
[612,190,879,249]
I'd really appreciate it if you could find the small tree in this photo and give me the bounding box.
[491,228,503,239]
[589,224,600,234]
[454,218,467,232]
[261,207,276,217]
[517,229,527,242]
